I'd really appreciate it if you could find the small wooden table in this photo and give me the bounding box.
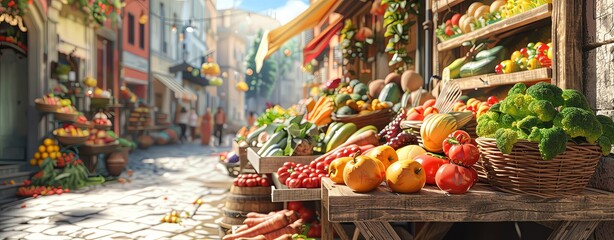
[320,178,614,240]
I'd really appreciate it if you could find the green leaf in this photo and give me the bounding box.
[54,172,71,181]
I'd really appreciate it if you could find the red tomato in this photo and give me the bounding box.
[445,25,454,36]
[308,223,322,237]
[315,169,327,175]
[283,162,296,168]
[286,178,301,188]
[449,130,471,144]
[303,169,312,175]
[287,201,303,212]
[519,48,529,58]
[309,161,317,169]
[487,96,499,105]
[255,177,262,183]
[325,158,335,165]
[299,208,316,222]
[260,178,272,187]
[302,178,316,188]
[448,143,480,166]
[278,172,291,184]
[290,171,300,179]
[311,177,321,187]
[246,179,257,187]
[298,173,309,181]
[238,178,247,187]
[233,178,239,186]
[414,153,450,185]
[316,162,327,171]
[318,173,327,178]
[451,13,462,26]
[467,167,479,187]
[435,163,477,194]
[445,19,451,26]
[495,64,503,74]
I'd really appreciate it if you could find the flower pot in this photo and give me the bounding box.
[106,149,128,176]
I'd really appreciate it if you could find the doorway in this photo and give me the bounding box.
[0,23,29,161]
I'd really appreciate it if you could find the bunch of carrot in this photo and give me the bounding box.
[222,210,304,240]
[307,96,334,127]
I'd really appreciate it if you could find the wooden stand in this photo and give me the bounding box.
[320,178,614,240]
[246,147,320,174]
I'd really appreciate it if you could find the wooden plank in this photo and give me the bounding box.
[414,222,454,240]
[432,0,464,13]
[321,184,334,240]
[321,178,614,222]
[332,223,351,240]
[552,0,583,90]
[547,221,600,240]
[437,4,552,51]
[271,173,321,202]
[246,147,320,174]
[453,68,552,91]
[354,221,402,240]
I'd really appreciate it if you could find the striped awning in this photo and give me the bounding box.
[153,73,197,102]
[303,16,343,65]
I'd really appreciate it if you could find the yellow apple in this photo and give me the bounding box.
[396,145,427,162]
[365,145,398,170]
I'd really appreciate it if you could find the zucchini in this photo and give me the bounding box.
[246,126,267,144]
[459,56,498,78]
[475,46,507,61]
[257,131,287,155]
[262,144,280,157]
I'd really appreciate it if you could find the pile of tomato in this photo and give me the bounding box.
[232,174,273,187]
[415,130,480,194]
[277,162,328,189]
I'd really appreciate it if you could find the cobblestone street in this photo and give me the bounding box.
[0,143,235,240]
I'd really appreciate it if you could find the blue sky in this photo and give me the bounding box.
[216,0,310,24]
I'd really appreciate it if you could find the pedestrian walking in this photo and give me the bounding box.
[247,111,257,127]
[201,108,212,145]
[189,108,199,142]
[177,107,189,143]
[214,107,226,146]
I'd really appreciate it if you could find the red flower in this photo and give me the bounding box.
[8,1,15,7]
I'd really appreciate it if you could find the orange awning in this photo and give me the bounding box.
[255,0,342,72]
[303,17,343,66]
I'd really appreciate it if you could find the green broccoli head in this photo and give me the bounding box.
[499,114,516,129]
[516,115,541,137]
[495,128,519,154]
[526,82,565,107]
[537,127,568,160]
[553,107,603,144]
[508,83,527,96]
[528,100,557,122]
[562,89,591,111]
[597,136,612,156]
[527,127,542,142]
[596,115,614,143]
[489,102,502,113]
[476,119,501,138]
[477,111,500,124]
[500,94,534,120]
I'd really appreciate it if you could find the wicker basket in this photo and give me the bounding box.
[74,121,92,129]
[461,118,478,139]
[93,124,112,130]
[400,120,423,145]
[54,133,88,145]
[476,137,602,197]
[332,109,395,131]
[80,142,119,155]
[34,99,61,113]
[54,112,78,122]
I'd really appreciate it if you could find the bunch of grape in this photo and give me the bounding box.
[387,131,418,149]
[379,111,407,142]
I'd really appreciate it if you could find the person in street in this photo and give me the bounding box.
[214,107,226,146]
[201,108,212,145]
[188,108,199,142]
[177,107,189,143]
[247,111,257,127]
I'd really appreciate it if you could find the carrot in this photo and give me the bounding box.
[235,224,249,233]
[333,130,380,152]
[245,211,278,219]
[262,219,304,239]
[236,236,266,240]
[274,234,293,240]
[243,213,275,227]
[222,211,298,240]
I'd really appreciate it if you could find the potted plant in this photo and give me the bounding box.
[56,64,71,82]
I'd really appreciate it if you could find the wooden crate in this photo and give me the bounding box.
[271,173,321,202]
[246,147,320,174]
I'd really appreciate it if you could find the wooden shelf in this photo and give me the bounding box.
[437,4,552,51]
[271,173,321,202]
[246,147,320,174]
[454,67,551,91]
[432,0,465,13]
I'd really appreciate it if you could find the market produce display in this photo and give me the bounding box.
[452,96,499,118]
[256,116,316,157]
[436,0,550,42]
[476,82,613,159]
[53,124,89,137]
[85,128,117,146]
[496,42,552,74]
[29,138,61,167]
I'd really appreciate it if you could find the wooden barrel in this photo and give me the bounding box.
[220,185,282,227]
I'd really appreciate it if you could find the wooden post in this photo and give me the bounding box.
[552,0,584,90]
[321,183,334,240]
[547,221,600,240]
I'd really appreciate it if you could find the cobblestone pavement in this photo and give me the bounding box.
[0,142,236,240]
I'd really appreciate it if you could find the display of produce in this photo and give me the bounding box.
[476,82,612,159]
[256,116,316,157]
[453,96,500,118]
[54,124,89,137]
[29,138,61,167]
[38,94,61,106]
[93,112,112,126]
[85,128,118,146]
[233,174,273,187]
[56,105,78,114]
[496,42,552,74]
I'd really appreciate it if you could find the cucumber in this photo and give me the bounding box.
[475,46,507,62]
[326,123,357,152]
[326,122,341,136]
[246,126,267,144]
[446,57,468,79]
[267,148,284,157]
[278,137,288,150]
[262,144,280,157]
[257,131,287,155]
[459,56,498,78]
[350,125,378,139]
[323,122,345,144]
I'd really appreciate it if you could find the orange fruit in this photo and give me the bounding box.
[54,146,60,152]
[50,152,56,159]
[34,152,40,159]
[41,152,49,159]
[38,145,46,153]
[37,159,43,166]
[30,159,37,166]
[47,147,55,153]
[43,138,54,146]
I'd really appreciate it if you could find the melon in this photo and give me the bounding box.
[378,83,403,104]
[400,70,424,92]
[368,79,386,98]
[138,135,154,149]
[384,73,401,86]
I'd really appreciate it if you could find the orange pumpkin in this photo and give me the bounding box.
[343,155,386,192]
[328,157,353,184]
[386,160,426,193]
[365,145,398,170]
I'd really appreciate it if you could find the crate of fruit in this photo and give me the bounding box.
[246,147,319,174]
[53,125,89,145]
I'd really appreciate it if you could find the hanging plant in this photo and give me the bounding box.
[66,0,121,26]
[381,0,420,73]
[0,0,29,16]
[340,20,373,69]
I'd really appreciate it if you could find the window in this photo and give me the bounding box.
[128,13,135,45]
[139,21,145,49]
[160,3,167,53]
